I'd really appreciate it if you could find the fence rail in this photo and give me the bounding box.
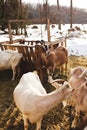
[0,39,67,82]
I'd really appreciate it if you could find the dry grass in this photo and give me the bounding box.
[0,56,87,130]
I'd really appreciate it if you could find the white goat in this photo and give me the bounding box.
[68,66,87,128]
[13,71,73,130]
[0,50,23,80]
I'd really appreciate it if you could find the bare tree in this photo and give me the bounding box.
[70,0,73,28]
[57,0,61,29]
[46,0,49,27]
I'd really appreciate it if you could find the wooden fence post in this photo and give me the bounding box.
[8,21,13,44]
[47,18,50,42]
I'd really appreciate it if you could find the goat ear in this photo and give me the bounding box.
[79,70,87,79]
[33,71,38,75]
[53,43,59,49]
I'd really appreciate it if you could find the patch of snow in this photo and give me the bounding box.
[67,38,87,56]
[0,24,87,56]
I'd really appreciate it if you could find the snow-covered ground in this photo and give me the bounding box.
[0,24,87,56]
[67,38,87,56]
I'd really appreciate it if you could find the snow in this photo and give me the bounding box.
[0,24,87,56]
[67,38,87,56]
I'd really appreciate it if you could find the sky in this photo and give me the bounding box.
[22,0,87,10]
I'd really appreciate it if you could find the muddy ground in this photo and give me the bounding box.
[0,56,87,130]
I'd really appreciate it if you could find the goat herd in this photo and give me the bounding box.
[0,40,87,130]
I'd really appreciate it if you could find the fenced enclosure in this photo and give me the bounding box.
[0,38,67,82]
[8,18,51,43]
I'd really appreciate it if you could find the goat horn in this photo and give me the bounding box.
[50,79,65,84]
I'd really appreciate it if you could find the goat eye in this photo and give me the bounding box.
[86,82,87,87]
[66,84,69,88]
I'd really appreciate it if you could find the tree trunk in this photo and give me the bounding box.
[57,0,61,30]
[70,0,73,28]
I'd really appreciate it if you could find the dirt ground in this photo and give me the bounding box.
[0,56,87,130]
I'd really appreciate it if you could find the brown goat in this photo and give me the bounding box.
[68,66,87,129]
[41,46,68,75]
